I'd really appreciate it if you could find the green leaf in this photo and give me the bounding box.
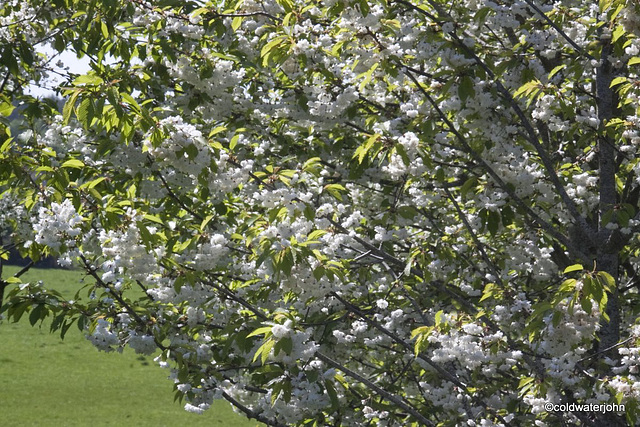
[629,57,640,66]
[548,64,566,79]
[599,0,613,12]
[610,76,629,87]
[2,46,19,76]
[460,177,477,199]
[278,248,294,276]
[552,310,563,327]
[563,264,584,274]
[60,319,75,339]
[353,134,380,164]
[411,326,429,339]
[307,230,327,241]
[276,0,294,12]
[480,283,500,302]
[596,271,615,291]
[261,36,285,65]
[487,210,500,235]
[394,144,410,166]
[76,98,93,124]
[247,326,273,338]
[324,184,346,201]
[612,25,626,44]
[458,75,475,102]
[208,126,227,137]
[271,381,283,405]
[253,338,275,365]
[474,7,492,24]
[434,310,444,325]
[397,206,417,219]
[232,16,243,31]
[0,99,15,117]
[73,74,104,86]
[100,20,110,38]
[143,214,163,224]
[120,92,140,112]
[63,91,81,124]
[84,176,107,189]
[412,326,431,355]
[518,376,535,389]
[325,379,340,410]
[310,264,325,280]
[276,337,292,355]
[558,278,577,293]
[358,62,379,91]
[513,80,541,99]
[29,304,45,326]
[61,159,85,169]
[229,134,240,150]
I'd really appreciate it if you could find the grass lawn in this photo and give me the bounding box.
[0,266,262,427]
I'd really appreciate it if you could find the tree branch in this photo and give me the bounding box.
[403,68,591,262]
[315,351,437,426]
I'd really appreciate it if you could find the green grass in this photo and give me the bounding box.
[0,266,261,427]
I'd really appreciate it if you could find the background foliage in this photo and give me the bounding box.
[0,267,258,426]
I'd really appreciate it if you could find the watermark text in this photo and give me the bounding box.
[544,402,625,414]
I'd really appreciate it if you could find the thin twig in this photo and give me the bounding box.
[220,391,286,427]
[403,69,591,263]
[521,0,594,60]
[315,351,436,426]
[443,187,501,280]
[155,171,204,221]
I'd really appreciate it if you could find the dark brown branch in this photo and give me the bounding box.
[443,187,501,280]
[80,255,166,351]
[403,69,591,262]
[220,391,286,427]
[155,171,204,221]
[448,33,596,243]
[521,0,594,60]
[315,351,436,426]
[0,260,35,308]
[328,291,511,426]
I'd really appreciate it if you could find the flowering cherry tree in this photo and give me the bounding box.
[3,0,640,425]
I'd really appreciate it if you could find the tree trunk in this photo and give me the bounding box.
[595,32,620,354]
